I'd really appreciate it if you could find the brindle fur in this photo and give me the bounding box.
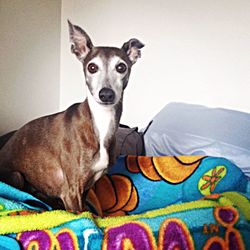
[0,21,143,211]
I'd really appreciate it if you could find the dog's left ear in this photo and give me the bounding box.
[122,39,144,64]
[68,20,93,61]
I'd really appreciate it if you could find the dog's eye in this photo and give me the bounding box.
[116,63,127,74]
[87,63,99,74]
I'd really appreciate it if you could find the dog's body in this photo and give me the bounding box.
[0,21,143,211]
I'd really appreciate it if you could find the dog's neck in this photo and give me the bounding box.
[86,88,122,172]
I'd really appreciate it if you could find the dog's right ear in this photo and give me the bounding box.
[68,20,93,61]
[122,38,144,64]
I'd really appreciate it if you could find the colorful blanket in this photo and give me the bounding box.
[0,156,249,249]
[86,155,250,216]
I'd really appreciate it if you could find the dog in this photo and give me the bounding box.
[0,21,144,211]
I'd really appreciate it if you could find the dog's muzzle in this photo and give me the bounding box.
[99,88,115,104]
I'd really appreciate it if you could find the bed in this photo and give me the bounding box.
[0,102,249,249]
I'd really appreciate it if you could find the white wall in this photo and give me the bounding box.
[0,0,61,134]
[60,0,250,128]
[1,1,249,134]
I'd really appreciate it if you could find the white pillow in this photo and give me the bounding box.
[143,102,250,178]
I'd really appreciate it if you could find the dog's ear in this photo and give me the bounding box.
[68,20,93,61]
[122,39,144,64]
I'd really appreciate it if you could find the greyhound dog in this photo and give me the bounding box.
[0,21,144,211]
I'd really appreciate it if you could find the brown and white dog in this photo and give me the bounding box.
[0,21,144,211]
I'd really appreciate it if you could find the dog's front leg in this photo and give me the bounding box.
[60,191,85,212]
[84,169,107,192]
[60,178,86,212]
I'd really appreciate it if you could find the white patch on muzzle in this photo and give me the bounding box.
[85,55,127,106]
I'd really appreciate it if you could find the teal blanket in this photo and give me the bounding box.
[0,156,249,249]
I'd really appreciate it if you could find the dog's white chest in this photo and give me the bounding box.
[90,103,114,174]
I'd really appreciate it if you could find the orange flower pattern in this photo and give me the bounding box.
[201,167,225,193]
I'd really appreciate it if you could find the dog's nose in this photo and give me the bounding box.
[99,88,115,104]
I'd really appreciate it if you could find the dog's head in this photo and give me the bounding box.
[68,20,144,106]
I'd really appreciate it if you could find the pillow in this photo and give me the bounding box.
[142,102,250,178]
